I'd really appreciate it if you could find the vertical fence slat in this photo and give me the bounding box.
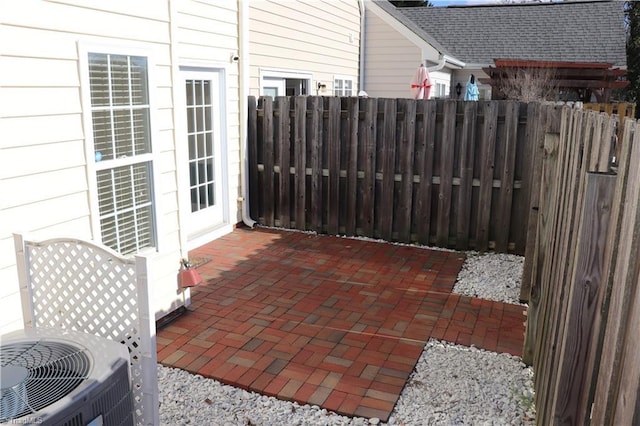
[528,107,562,419]
[327,97,341,235]
[359,98,376,236]
[521,105,550,365]
[397,99,416,242]
[456,101,477,250]
[294,97,306,230]
[248,96,259,221]
[547,110,596,424]
[494,101,519,252]
[262,97,275,226]
[308,97,323,232]
[612,264,640,425]
[475,101,499,252]
[552,172,616,425]
[592,119,640,425]
[344,97,359,236]
[276,97,291,228]
[415,100,436,245]
[536,107,581,425]
[379,99,397,241]
[436,100,457,246]
[520,102,545,302]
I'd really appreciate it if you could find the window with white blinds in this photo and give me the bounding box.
[88,53,155,255]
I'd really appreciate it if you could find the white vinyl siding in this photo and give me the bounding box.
[0,0,242,334]
[248,0,361,97]
[363,9,424,98]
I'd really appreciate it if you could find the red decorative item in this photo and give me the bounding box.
[179,259,202,288]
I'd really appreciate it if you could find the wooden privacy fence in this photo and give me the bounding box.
[583,102,637,160]
[521,105,640,424]
[247,96,544,254]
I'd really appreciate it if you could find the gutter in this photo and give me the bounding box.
[238,0,256,228]
[428,54,466,72]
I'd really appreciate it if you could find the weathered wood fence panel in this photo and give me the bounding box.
[248,96,538,254]
[521,105,640,424]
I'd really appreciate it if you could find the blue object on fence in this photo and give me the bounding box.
[465,74,479,101]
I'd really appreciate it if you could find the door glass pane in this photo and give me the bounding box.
[185,79,216,213]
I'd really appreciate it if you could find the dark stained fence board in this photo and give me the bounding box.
[261,97,275,226]
[511,102,534,254]
[248,96,259,221]
[358,98,377,236]
[494,101,519,252]
[308,97,323,232]
[413,101,436,245]
[379,99,397,241]
[397,99,416,242]
[276,97,291,228]
[456,101,478,250]
[294,97,307,230]
[436,100,457,246]
[344,97,359,236]
[475,102,499,252]
[326,97,341,235]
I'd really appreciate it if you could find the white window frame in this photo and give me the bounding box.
[259,68,313,97]
[78,41,162,255]
[333,75,356,96]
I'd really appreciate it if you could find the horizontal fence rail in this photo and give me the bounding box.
[248,96,543,254]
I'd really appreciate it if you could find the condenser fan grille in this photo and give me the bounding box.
[0,340,91,422]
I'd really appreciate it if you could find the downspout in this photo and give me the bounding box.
[239,0,256,228]
[358,0,366,92]
[427,55,446,72]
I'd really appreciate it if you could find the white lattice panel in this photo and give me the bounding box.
[13,235,158,426]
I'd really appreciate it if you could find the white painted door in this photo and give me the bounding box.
[184,70,225,236]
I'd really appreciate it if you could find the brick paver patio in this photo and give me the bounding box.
[156,226,526,422]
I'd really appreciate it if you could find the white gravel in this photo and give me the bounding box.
[158,250,535,425]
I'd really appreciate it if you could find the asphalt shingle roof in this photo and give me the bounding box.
[388,0,627,67]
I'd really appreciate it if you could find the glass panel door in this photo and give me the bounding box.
[184,70,224,236]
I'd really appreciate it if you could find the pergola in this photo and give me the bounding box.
[482,59,629,102]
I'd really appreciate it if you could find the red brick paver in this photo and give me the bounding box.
[157,227,526,422]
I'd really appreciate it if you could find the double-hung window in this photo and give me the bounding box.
[88,53,155,255]
[334,77,355,96]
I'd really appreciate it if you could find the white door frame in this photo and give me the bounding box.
[178,66,230,248]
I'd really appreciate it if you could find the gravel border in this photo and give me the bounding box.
[158,250,535,425]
